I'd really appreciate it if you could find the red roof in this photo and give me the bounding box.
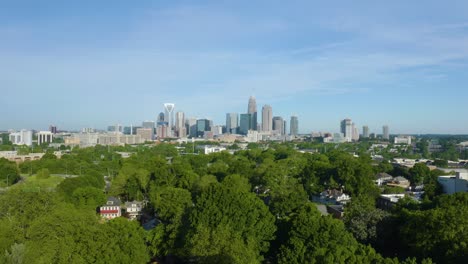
[100,210,119,214]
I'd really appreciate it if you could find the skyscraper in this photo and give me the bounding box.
[352,123,359,141]
[157,112,165,123]
[196,119,211,137]
[340,118,353,142]
[362,126,369,138]
[142,121,155,129]
[262,105,273,132]
[226,113,239,134]
[164,103,175,136]
[185,118,197,138]
[272,116,284,135]
[383,125,390,140]
[239,113,251,135]
[290,116,298,136]
[248,96,257,130]
[176,112,186,138]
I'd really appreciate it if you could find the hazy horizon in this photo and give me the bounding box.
[1,1,468,134]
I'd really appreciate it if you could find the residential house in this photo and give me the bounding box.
[326,204,344,219]
[377,194,406,211]
[125,201,143,220]
[374,172,393,186]
[318,189,351,204]
[100,197,121,220]
[386,176,410,189]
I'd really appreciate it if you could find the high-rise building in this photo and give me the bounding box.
[352,123,359,141]
[185,118,197,138]
[272,116,284,135]
[290,116,299,136]
[239,113,252,135]
[248,96,257,130]
[226,113,239,134]
[136,128,154,141]
[37,131,54,145]
[362,126,369,138]
[164,103,175,136]
[196,119,211,137]
[340,119,353,142]
[49,125,57,134]
[157,112,165,123]
[383,125,390,140]
[262,105,273,132]
[142,121,155,130]
[175,112,186,138]
[108,124,123,133]
[283,120,287,135]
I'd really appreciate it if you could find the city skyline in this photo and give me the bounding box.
[1,1,468,134]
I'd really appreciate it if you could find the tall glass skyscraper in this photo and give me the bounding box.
[290,116,298,136]
[262,105,272,132]
[226,113,239,134]
[239,113,251,135]
[248,96,257,130]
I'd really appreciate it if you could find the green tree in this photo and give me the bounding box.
[183,185,276,263]
[36,168,50,179]
[0,158,20,187]
[408,163,430,185]
[278,203,389,264]
[344,196,389,244]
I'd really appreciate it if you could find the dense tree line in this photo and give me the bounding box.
[0,143,466,263]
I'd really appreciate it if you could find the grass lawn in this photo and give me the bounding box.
[9,174,65,192]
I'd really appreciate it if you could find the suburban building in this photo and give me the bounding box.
[387,176,411,189]
[437,172,468,194]
[374,172,393,186]
[124,201,143,220]
[317,189,351,204]
[99,197,122,220]
[394,135,412,145]
[377,194,405,210]
[204,146,227,155]
[37,131,54,145]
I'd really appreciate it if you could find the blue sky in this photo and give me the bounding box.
[1,0,468,134]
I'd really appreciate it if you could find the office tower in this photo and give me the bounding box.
[49,125,57,134]
[196,119,211,137]
[290,116,299,136]
[283,120,287,135]
[340,118,353,142]
[362,125,369,138]
[352,123,359,141]
[142,121,155,129]
[157,112,165,123]
[248,96,257,130]
[272,116,284,135]
[239,113,251,135]
[175,112,186,137]
[226,113,239,134]
[108,124,123,133]
[156,125,169,139]
[383,125,389,140]
[164,103,175,136]
[136,128,154,141]
[262,105,273,132]
[9,130,33,146]
[185,118,197,138]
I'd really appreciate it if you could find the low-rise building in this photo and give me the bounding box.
[318,189,351,204]
[125,201,143,220]
[437,172,468,194]
[386,176,411,189]
[100,197,122,220]
[204,146,227,155]
[377,194,406,210]
[394,135,412,145]
[374,172,393,186]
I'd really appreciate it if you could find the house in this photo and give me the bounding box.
[377,194,406,210]
[386,176,410,189]
[374,172,393,186]
[125,201,143,220]
[100,197,121,220]
[319,189,351,204]
[326,204,344,219]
